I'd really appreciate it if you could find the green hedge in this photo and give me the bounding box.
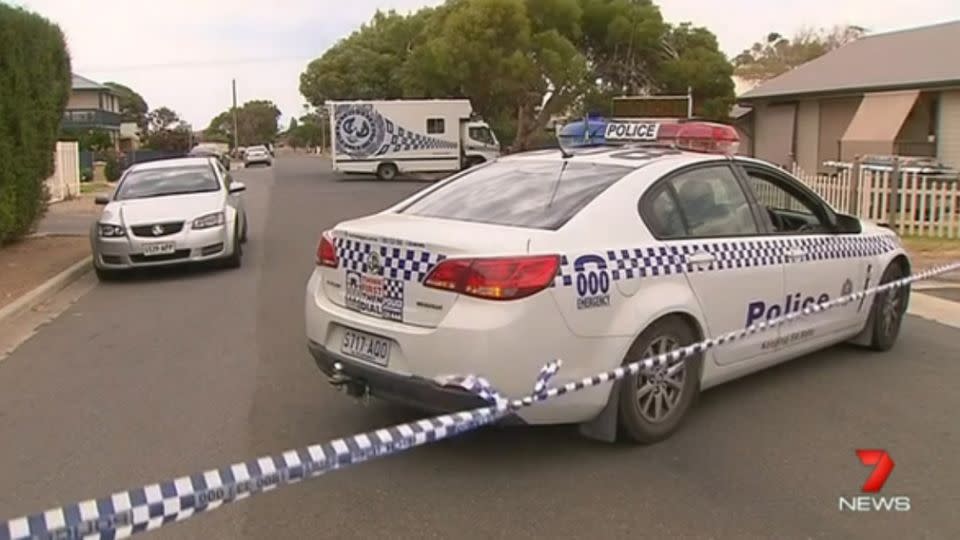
[0,3,71,244]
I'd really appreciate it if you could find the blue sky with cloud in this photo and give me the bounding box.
[15,0,960,129]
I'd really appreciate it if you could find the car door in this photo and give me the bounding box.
[735,162,869,350]
[641,162,785,366]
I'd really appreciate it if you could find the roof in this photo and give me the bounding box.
[739,20,960,101]
[130,157,216,171]
[71,74,112,92]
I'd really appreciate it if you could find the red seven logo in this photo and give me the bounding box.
[856,449,896,493]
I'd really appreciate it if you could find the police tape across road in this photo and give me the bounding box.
[4,260,959,540]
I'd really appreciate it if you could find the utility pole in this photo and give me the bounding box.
[231,79,239,151]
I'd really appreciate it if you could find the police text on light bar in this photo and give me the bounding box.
[604,122,660,141]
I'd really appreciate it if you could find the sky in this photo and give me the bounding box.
[15,0,960,130]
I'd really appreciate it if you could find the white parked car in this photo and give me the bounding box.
[91,157,247,280]
[304,121,911,443]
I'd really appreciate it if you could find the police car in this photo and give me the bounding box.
[305,120,911,443]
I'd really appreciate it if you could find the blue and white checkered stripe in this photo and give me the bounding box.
[5,259,958,540]
[554,234,898,287]
[334,238,447,282]
[388,128,458,153]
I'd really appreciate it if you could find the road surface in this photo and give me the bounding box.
[1,156,957,539]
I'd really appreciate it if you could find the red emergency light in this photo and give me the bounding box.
[604,121,740,155]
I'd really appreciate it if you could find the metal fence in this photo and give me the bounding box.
[790,160,960,238]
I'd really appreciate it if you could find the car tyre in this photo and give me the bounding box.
[376,162,398,181]
[867,262,909,351]
[617,316,701,444]
[225,222,243,269]
[240,216,248,243]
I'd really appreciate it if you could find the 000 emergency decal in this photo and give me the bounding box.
[574,254,611,310]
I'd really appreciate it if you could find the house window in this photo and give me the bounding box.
[426,118,445,134]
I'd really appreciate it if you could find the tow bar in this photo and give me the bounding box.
[329,362,371,403]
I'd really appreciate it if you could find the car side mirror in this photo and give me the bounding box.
[228,182,246,194]
[94,195,110,205]
[834,212,862,234]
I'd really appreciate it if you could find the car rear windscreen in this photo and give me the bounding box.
[398,160,632,230]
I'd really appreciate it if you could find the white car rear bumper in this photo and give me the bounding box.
[304,270,631,425]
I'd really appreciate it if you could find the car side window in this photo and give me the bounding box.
[645,185,687,239]
[742,167,829,234]
[654,165,758,238]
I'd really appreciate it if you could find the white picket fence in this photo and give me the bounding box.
[790,163,960,239]
[45,141,80,203]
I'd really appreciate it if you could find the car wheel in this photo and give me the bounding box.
[617,316,701,444]
[376,163,398,181]
[240,217,248,243]
[225,222,243,269]
[868,262,909,351]
[94,266,120,281]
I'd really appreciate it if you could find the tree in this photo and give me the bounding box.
[656,23,735,120]
[0,4,71,243]
[299,0,735,149]
[733,25,867,82]
[205,100,281,147]
[60,128,113,153]
[103,82,149,129]
[144,125,191,153]
[143,106,191,152]
[147,107,181,133]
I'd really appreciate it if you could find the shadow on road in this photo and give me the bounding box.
[98,261,237,283]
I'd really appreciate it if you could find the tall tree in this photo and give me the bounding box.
[299,0,735,148]
[205,100,281,147]
[733,25,866,82]
[103,82,149,129]
[146,107,181,134]
[657,23,735,120]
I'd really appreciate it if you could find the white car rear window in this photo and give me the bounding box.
[398,160,632,230]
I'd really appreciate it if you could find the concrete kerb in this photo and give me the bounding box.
[0,255,93,325]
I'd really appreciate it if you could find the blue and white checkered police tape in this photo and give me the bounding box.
[3,260,959,540]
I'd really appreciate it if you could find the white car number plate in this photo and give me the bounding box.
[340,329,390,366]
[142,243,175,256]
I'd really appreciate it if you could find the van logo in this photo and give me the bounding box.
[152,224,164,236]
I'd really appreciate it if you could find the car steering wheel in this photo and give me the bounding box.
[796,223,819,233]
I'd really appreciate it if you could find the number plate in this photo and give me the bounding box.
[142,243,175,256]
[340,329,391,366]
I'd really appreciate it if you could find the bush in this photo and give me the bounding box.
[104,153,122,182]
[80,168,93,183]
[0,4,71,244]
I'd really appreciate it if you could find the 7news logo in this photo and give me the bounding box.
[838,450,911,512]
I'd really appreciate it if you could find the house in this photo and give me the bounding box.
[737,21,960,173]
[63,74,121,146]
[119,122,142,152]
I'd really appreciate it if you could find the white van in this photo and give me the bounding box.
[327,99,500,180]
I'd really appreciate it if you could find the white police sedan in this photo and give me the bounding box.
[305,121,910,443]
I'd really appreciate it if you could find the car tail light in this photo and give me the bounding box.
[423,255,559,300]
[316,230,338,268]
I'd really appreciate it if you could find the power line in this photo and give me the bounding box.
[76,55,316,73]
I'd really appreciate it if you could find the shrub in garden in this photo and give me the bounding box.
[0,4,71,244]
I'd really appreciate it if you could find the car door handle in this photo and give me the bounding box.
[687,251,716,266]
[786,247,807,261]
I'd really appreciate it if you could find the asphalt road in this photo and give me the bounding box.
[1,155,958,539]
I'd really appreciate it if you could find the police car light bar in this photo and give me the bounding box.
[603,121,740,155]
